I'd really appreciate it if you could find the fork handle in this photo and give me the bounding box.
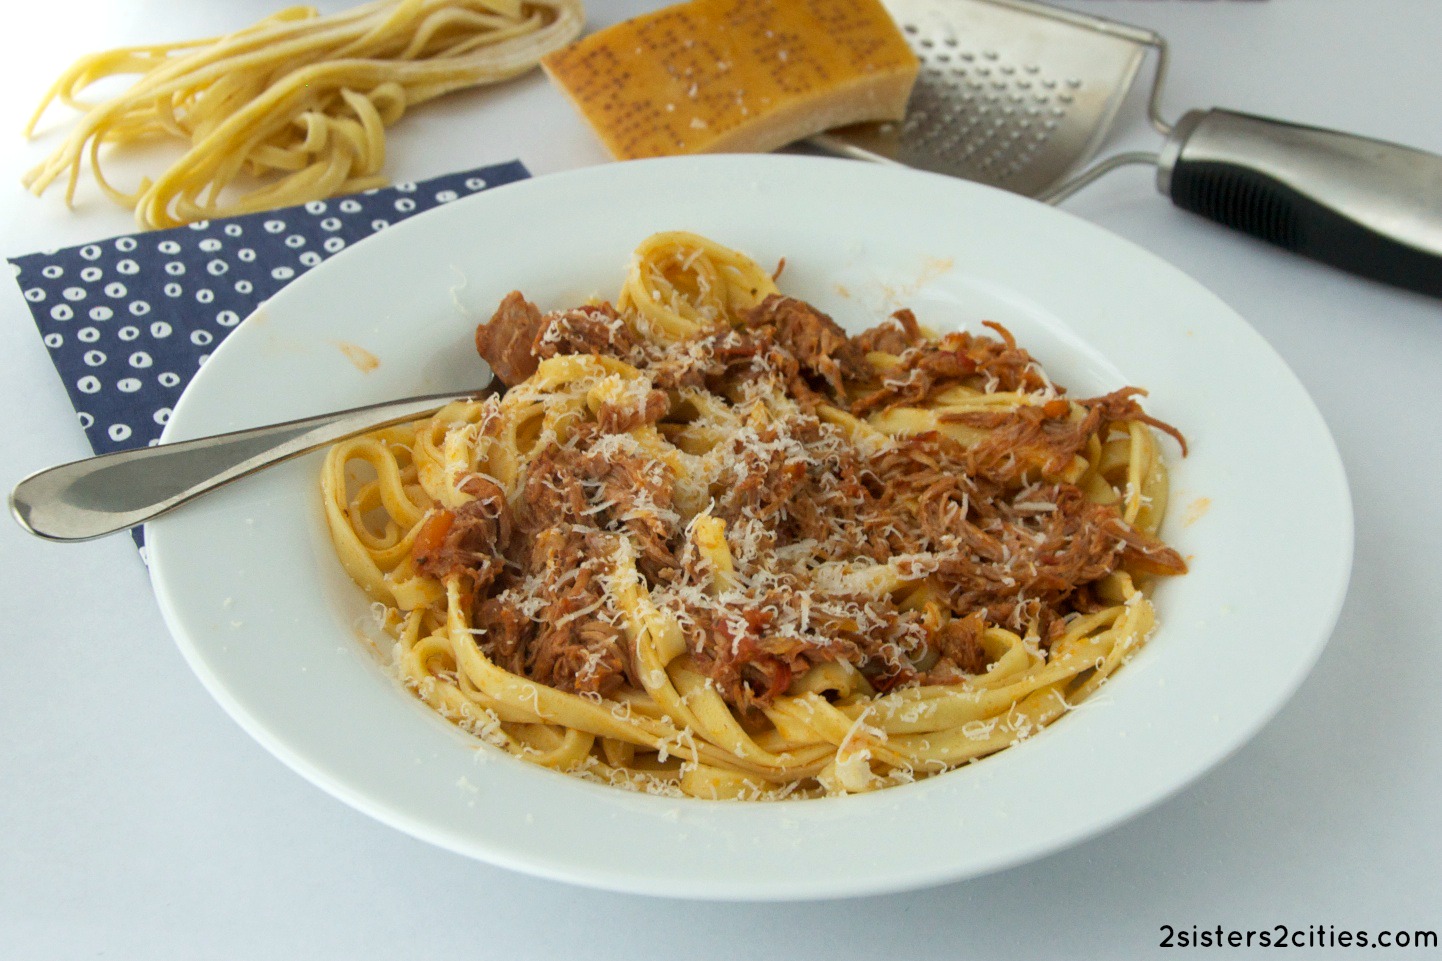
[9,392,482,543]
[1157,108,1442,297]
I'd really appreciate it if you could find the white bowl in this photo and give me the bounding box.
[147,155,1352,900]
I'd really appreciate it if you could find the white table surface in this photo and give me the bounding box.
[2,1,1438,957]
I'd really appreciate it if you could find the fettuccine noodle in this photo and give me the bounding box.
[24,0,584,228]
[322,232,1188,799]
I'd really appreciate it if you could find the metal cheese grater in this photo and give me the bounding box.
[810,0,1442,298]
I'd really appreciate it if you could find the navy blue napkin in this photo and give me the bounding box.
[10,160,530,551]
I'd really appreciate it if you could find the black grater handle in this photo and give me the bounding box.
[1157,109,1442,298]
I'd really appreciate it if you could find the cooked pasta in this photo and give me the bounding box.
[322,231,1188,799]
[23,0,584,228]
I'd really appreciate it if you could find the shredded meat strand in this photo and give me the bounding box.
[854,308,924,355]
[474,291,547,387]
[741,295,870,403]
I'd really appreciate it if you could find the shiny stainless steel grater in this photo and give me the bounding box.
[811,0,1442,298]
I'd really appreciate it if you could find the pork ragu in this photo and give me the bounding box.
[427,290,1186,713]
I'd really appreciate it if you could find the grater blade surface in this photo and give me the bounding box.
[813,0,1152,197]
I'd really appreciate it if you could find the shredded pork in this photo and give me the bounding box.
[453,291,1187,710]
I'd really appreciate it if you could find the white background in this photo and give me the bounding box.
[1,1,1438,957]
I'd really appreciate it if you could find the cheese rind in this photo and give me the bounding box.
[542,0,919,159]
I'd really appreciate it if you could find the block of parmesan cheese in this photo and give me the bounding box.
[542,0,919,159]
